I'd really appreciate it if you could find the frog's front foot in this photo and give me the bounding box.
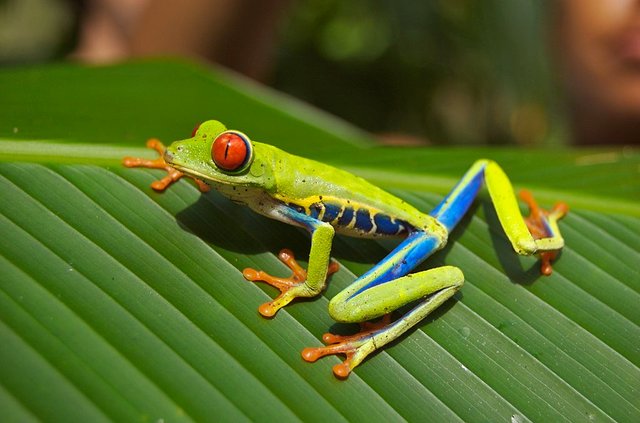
[301,315,392,379]
[520,190,569,275]
[243,249,339,317]
[123,138,210,192]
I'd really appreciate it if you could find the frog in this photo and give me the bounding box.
[123,120,568,378]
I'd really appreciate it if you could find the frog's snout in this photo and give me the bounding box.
[164,142,187,165]
[164,148,174,164]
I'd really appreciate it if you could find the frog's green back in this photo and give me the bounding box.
[256,142,431,231]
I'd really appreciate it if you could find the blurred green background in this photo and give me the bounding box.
[275,0,557,146]
[1,0,561,146]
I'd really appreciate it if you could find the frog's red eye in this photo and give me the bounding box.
[211,130,253,172]
[191,123,201,137]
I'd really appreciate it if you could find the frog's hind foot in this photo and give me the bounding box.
[301,315,392,379]
[519,190,568,275]
[243,249,339,317]
[123,138,210,192]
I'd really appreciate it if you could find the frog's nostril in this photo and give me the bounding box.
[164,150,174,163]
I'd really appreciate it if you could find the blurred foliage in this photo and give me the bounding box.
[274,0,561,146]
[0,0,562,146]
[0,0,76,63]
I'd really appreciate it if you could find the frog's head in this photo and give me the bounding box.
[165,120,275,190]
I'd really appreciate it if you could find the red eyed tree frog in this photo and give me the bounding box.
[123,120,568,379]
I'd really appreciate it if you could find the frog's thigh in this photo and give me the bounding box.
[329,266,464,323]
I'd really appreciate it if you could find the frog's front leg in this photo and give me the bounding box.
[302,230,461,378]
[123,139,210,192]
[243,207,339,317]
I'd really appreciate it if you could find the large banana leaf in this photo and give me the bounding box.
[0,61,638,422]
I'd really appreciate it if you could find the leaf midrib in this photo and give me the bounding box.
[1,139,637,216]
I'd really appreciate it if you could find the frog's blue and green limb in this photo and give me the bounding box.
[123,120,568,379]
[246,159,567,377]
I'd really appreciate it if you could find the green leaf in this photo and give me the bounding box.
[0,61,638,422]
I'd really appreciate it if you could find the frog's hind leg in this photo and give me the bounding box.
[303,266,463,378]
[430,159,568,274]
[302,230,463,378]
[519,190,568,275]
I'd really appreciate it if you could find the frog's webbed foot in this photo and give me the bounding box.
[520,190,569,275]
[123,138,210,192]
[301,315,392,379]
[243,249,339,317]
